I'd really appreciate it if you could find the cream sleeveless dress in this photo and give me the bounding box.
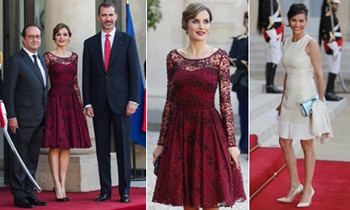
[277,34,317,140]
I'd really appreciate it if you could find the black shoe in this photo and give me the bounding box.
[26,196,48,206]
[265,63,283,93]
[266,84,283,93]
[14,198,34,208]
[95,193,111,201]
[325,72,343,101]
[53,188,66,202]
[325,92,343,101]
[120,194,131,203]
[331,90,343,100]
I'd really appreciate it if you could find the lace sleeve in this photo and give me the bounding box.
[157,52,176,145]
[72,53,83,110]
[218,51,236,147]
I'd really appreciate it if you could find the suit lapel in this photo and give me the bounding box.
[38,55,48,87]
[94,32,106,73]
[108,29,123,71]
[20,49,45,87]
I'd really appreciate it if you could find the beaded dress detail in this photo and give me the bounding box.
[41,52,91,148]
[152,49,246,208]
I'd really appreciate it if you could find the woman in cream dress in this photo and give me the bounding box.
[276,4,325,208]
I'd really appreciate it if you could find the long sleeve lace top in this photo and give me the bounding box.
[157,49,236,147]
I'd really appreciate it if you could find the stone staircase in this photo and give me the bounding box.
[250,80,347,151]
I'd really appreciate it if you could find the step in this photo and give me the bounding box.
[261,135,302,155]
[250,147,285,198]
[250,80,265,98]
[327,98,347,121]
[250,110,279,143]
[250,98,347,144]
[250,93,281,119]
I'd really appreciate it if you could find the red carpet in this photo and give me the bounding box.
[251,159,350,209]
[0,186,145,210]
[250,147,285,197]
[249,134,258,151]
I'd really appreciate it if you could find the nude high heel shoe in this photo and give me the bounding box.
[277,184,303,203]
[297,187,315,208]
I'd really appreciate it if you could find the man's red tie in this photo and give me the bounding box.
[104,34,111,71]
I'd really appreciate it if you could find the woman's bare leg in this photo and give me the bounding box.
[279,138,301,197]
[59,148,70,198]
[49,148,65,198]
[300,139,315,203]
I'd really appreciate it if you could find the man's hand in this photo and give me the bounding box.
[86,107,95,118]
[8,118,18,134]
[126,102,137,116]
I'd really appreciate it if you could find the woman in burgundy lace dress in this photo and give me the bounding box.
[41,23,91,201]
[152,3,246,209]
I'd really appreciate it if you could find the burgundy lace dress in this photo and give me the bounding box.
[41,52,91,148]
[152,49,246,208]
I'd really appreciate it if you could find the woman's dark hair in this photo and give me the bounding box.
[287,3,308,21]
[318,0,329,45]
[52,23,72,40]
[182,3,212,31]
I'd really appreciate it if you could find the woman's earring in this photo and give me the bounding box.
[186,31,188,36]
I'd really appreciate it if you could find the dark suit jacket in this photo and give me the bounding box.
[3,48,48,127]
[83,29,140,116]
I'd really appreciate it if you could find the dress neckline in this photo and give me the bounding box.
[47,51,74,58]
[175,49,220,60]
[291,34,307,43]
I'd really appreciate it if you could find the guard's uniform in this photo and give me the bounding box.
[321,10,342,74]
[261,0,284,65]
[229,34,248,72]
[319,0,343,101]
[229,33,248,153]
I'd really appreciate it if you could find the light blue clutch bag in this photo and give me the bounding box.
[300,95,326,117]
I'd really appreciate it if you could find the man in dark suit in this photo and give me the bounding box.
[3,24,48,208]
[83,2,140,203]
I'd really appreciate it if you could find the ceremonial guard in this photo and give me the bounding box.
[229,10,248,153]
[257,0,284,93]
[319,0,343,101]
